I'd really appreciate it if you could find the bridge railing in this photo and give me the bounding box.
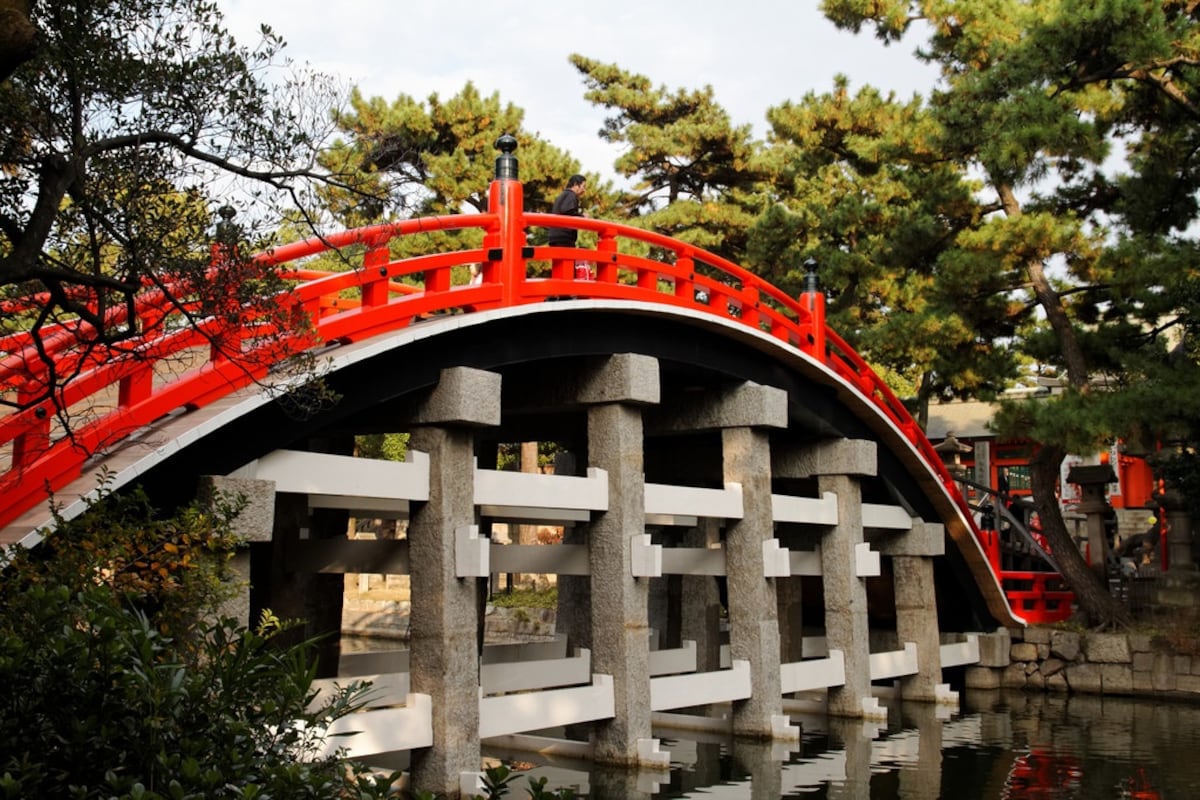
[1,178,973,546]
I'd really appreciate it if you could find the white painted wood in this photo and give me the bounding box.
[855,542,881,577]
[339,649,408,676]
[315,693,433,758]
[940,634,981,668]
[862,503,913,530]
[644,481,743,520]
[474,465,608,523]
[480,649,590,695]
[632,533,663,577]
[489,543,589,575]
[311,671,410,710]
[869,642,919,680]
[482,637,568,664]
[779,651,846,693]
[660,546,726,575]
[308,494,410,515]
[771,491,838,525]
[763,539,791,577]
[456,524,489,577]
[479,675,616,738]
[649,660,752,711]
[237,449,430,501]
[649,640,697,676]
[788,548,822,576]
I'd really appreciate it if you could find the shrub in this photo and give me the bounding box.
[0,483,398,799]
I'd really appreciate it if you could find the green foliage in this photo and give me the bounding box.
[569,54,768,260]
[0,486,398,799]
[321,82,612,228]
[489,586,558,610]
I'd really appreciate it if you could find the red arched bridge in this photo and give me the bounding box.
[0,141,1064,625]
[1,135,1068,792]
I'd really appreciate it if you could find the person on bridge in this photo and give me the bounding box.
[547,174,592,279]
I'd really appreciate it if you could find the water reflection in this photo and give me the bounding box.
[484,691,1200,799]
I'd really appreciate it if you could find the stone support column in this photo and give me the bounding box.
[572,353,661,767]
[649,380,790,739]
[877,520,947,702]
[406,367,500,799]
[587,400,653,766]
[776,439,876,718]
[724,424,785,739]
[681,519,723,672]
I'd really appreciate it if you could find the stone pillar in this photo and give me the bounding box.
[776,439,877,718]
[247,438,352,679]
[406,367,500,799]
[723,424,785,739]
[197,475,276,628]
[681,519,723,672]
[776,574,805,666]
[879,520,946,702]
[894,555,941,700]
[573,353,661,767]
[646,380,791,738]
[587,400,653,766]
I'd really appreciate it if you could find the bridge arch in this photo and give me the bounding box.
[1,139,1030,797]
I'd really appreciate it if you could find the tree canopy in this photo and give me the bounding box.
[0,0,352,413]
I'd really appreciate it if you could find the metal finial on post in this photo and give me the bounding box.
[494,133,518,181]
[803,257,820,294]
[215,205,240,247]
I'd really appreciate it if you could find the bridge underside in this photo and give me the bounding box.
[95,303,1001,627]
[6,301,1007,794]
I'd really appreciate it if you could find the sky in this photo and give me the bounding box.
[217,0,941,186]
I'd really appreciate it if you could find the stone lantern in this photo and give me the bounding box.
[1066,463,1116,582]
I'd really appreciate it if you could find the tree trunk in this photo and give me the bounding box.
[997,181,1128,626]
[1030,444,1130,628]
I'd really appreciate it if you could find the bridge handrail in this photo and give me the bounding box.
[0,203,968,539]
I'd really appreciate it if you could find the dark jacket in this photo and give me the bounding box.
[547,188,582,246]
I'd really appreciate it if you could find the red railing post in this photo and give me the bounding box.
[799,257,825,359]
[488,134,526,306]
[362,242,391,307]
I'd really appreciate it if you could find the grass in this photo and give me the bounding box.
[489,586,558,609]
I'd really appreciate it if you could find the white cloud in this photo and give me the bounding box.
[218,0,939,184]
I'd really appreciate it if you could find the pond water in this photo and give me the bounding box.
[479,689,1200,799]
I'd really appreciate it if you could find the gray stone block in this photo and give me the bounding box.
[1083,632,1131,663]
[772,438,877,478]
[1011,642,1038,662]
[1002,663,1028,688]
[1177,673,1200,694]
[413,366,502,426]
[1024,627,1051,645]
[577,353,661,406]
[1128,633,1153,653]
[1100,664,1133,694]
[1153,653,1178,692]
[976,629,1012,668]
[1066,663,1102,693]
[964,666,1000,689]
[1049,630,1080,661]
[1040,657,1067,677]
[197,476,275,542]
[1046,673,1069,692]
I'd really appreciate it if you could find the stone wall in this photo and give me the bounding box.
[966,625,1200,700]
